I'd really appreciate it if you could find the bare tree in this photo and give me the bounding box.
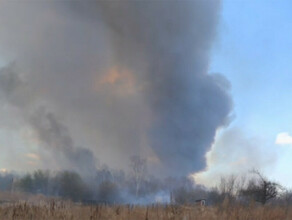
[130,155,147,197]
[240,169,282,205]
[282,189,292,205]
[219,175,237,197]
[210,175,238,204]
[235,174,247,196]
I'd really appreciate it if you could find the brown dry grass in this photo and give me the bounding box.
[0,201,291,220]
[0,191,56,204]
[0,193,292,220]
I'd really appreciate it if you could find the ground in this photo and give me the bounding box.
[0,192,291,219]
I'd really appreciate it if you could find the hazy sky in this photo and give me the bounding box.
[0,0,292,188]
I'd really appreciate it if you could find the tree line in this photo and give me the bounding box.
[0,165,291,206]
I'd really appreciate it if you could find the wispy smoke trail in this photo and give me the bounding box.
[0,0,232,176]
[0,64,96,176]
[29,107,97,175]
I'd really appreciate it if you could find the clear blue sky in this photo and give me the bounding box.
[199,0,292,187]
[212,0,292,136]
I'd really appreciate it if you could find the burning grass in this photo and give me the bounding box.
[0,199,292,220]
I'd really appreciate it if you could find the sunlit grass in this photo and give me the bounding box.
[0,197,291,220]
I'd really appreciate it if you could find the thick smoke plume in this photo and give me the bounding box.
[0,1,232,176]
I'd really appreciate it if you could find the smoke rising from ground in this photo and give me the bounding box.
[0,64,96,176]
[0,1,232,176]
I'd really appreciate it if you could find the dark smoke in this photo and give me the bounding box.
[0,64,96,176]
[29,107,97,175]
[0,0,232,176]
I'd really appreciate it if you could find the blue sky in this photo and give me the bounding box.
[212,0,292,137]
[196,0,292,187]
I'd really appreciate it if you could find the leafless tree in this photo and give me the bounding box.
[130,155,147,197]
[235,174,247,196]
[219,175,237,197]
[240,169,283,205]
[282,189,292,205]
[209,174,238,204]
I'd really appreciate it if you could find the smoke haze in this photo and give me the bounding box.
[194,127,277,187]
[0,0,232,177]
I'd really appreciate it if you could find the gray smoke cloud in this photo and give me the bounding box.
[0,0,232,176]
[29,107,97,175]
[0,64,96,176]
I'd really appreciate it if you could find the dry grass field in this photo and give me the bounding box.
[0,198,292,220]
